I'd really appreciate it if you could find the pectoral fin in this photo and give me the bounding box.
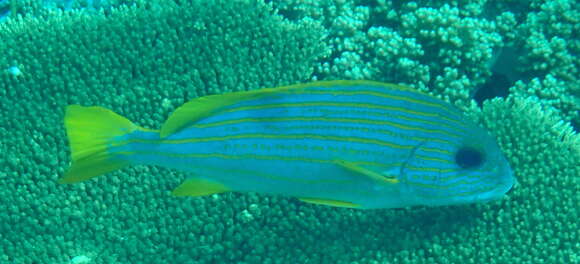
[172,178,230,197]
[298,197,360,208]
[335,160,399,185]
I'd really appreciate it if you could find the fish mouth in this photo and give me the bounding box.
[477,169,516,203]
[499,166,516,194]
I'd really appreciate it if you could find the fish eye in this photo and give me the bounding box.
[455,146,484,169]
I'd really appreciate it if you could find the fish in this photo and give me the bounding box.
[60,80,515,209]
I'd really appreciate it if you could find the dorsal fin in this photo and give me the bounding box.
[160,80,418,137]
[160,88,277,137]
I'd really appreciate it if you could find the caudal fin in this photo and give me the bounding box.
[60,105,140,184]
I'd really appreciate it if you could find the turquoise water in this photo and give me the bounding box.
[0,0,578,263]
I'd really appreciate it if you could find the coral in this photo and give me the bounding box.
[274,1,506,109]
[0,0,326,263]
[509,74,580,127]
[516,0,579,82]
[0,0,578,263]
[0,0,137,22]
[476,96,579,263]
[504,0,580,128]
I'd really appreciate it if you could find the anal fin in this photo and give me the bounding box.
[172,178,230,197]
[299,197,360,208]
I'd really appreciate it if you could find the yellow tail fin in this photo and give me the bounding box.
[59,105,140,184]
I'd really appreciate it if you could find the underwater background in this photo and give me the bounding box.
[0,0,578,263]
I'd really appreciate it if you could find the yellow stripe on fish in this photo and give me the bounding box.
[113,132,455,158]
[209,102,466,129]
[191,117,464,138]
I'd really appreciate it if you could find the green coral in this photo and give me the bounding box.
[516,0,579,81]
[510,75,580,126]
[0,0,326,262]
[503,0,580,128]
[0,0,137,22]
[273,0,508,109]
[477,96,579,263]
[1,0,579,263]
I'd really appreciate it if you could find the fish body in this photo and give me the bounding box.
[61,80,515,209]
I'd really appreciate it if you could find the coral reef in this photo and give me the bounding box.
[0,0,577,263]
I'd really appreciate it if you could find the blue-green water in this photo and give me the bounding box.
[0,0,578,263]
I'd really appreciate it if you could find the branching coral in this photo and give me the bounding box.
[273,0,509,109]
[516,0,579,82]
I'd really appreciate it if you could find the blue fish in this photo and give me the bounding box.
[60,80,515,209]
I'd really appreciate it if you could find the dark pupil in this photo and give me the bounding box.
[455,147,484,169]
